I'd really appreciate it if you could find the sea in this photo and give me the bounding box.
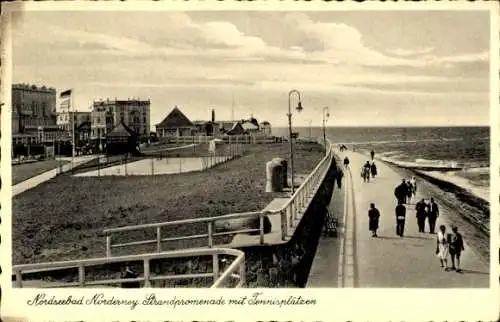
[272,126,490,169]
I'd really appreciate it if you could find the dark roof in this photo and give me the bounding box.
[107,122,137,138]
[156,106,194,129]
[226,122,246,135]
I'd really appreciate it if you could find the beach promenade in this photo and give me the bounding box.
[308,151,489,288]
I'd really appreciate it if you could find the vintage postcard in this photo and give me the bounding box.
[1,1,499,321]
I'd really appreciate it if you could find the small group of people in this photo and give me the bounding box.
[436,224,465,272]
[394,177,417,204]
[368,202,466,272]
[361,161,378,182]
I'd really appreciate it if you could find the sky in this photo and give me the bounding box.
[11,10,492,128]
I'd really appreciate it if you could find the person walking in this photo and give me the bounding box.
[427,198,439,234]
[394,179,408,204]
[395,200,406,237]
[406,179,414,204]
[436,225,450,270]
[370,149,375,160]
[449,226,465,272]
[343,156,350,168]
[415,199,428,233]
[410,176,417,196]
[363,161,371,182]
[370,162,378,178]
[368,203,381,237]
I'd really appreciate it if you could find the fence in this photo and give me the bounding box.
[162,135,278,145]
[73,144,245,177]
[103,139,334,256]
[12,248,245,288]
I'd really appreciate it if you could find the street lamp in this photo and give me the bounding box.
[323,106,330,156]
[288,89,303,195]
[308,119,312,139]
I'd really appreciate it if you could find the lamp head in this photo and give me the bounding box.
[296,101,303,113]
[326,112,330,119]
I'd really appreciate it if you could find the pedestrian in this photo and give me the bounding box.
[406,179,413,204]
[370,149,375,160]
[427,198,439,234]
[436,225,450,270]
[395,200,406,237]
[343,156,350,168]
[410,176,417,196]
[394,179,408,204]
[449,226,465,272]
[363,161,371,182]
[370,162,377,178]
[415,199,428,233]
[368,203,381,237]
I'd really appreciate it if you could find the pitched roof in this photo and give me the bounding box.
[106,122,137,138]
[226,122,246,135]
[156,106,194,129]
[241,121,259,131]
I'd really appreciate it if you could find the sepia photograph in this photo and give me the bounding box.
[1,1,498,321]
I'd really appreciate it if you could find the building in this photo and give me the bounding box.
[12,84,57,135]
[155,106,197,137]
[260,121,272,135]
[57,111,91,133]
[105,121,139,155]
[91,98,151,141]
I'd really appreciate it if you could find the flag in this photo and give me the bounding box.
[60,89,72,99]
[59,89,72,111]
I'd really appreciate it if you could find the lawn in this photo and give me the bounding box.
[13,142,325,265]
[12,159,70,185]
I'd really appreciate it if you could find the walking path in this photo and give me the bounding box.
[12,155,99,196]
[308,151,489,288]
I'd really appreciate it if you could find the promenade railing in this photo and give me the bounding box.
[103,139,334,256]
[12,248,245,288]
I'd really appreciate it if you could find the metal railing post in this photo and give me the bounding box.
[78,265,85,287]
[144,259,151,287]
[15,270,22,288]
[259,212,265,244]
[156,227,162,253]
[208,222,213,248]
[239,255,246,286]
[213,253,219,280]
[106,235,111,257]
[281,210,287,240]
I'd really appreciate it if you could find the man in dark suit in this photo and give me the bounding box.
[427,198,439,234]
[395,201,406,237]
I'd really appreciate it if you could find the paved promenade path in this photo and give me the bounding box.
[308,151,489,288]
[13,155,99,196]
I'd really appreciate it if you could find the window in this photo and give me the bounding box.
[42,102,46,116]
[143,117,147,123]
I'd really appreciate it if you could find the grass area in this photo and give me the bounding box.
[12,160,70,185]
[13,142,325,265]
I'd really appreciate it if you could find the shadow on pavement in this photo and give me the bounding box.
[402,235,434,240]
[458,269,489,275]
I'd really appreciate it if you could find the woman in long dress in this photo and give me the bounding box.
[436,225,449,270]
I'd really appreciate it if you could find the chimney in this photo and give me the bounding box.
[211,109,215,123]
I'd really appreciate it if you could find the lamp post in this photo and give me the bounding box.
[288,89,303,195]
[322,106,330,156]
[308,119,312,139]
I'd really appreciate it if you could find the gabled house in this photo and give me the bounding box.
[155,106,197,138]
[225,122,246,135]
[105,121,139,155]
